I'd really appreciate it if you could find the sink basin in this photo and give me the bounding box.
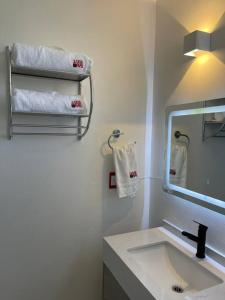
[128,241,223,295]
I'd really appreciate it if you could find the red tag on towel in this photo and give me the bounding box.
[170,169,176,175]
[71,100,82,108]
[109,172,117,189]
[129,171,138,178]
[73,59,84,68]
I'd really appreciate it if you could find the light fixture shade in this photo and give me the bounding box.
[184,30,211,57]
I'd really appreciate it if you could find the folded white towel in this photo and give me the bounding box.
[113,143,139,198]
[12,88,87,115]
[11,43,93,75]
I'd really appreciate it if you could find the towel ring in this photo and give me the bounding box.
[108,129,124,150]
[174,130,190,147]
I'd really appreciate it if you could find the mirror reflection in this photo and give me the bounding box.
[167,101,225,205]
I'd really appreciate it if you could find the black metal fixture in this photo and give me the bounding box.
[182,221,208,259]
[174,130,190,147]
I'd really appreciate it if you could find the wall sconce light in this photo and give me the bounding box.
[184,30,211,57]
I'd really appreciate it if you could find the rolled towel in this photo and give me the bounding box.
[11,43,93,75]
[12,88,87,115]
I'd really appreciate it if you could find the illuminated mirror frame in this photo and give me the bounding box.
[165,102,225,211]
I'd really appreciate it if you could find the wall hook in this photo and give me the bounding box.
[108,129,124,150]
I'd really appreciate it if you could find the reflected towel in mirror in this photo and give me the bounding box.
[170,142,187,188]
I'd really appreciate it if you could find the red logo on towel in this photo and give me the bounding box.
[129,171,138,178]
[170,169,176,175]
[71,100,82,108]
[73,59,84,68]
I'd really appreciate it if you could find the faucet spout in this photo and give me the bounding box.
[182,231,198,243]
[181,221,208,259]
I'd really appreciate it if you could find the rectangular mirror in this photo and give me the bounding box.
[165,98,225,210]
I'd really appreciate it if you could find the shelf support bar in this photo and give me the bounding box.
[79,74,93,138]
[7,46,12,140]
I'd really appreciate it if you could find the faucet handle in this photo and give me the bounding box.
[193,220,208,230]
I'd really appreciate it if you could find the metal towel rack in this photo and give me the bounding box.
[108,129,124,150]
[6,46,93,139]
[174,130,190,147]
[107,129,137,150]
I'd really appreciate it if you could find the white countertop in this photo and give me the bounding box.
[103,227,225,300]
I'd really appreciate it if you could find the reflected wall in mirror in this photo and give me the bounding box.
[165,98,225,210]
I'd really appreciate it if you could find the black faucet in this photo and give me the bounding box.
[182,221,208,259]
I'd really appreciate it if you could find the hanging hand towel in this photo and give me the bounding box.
[170,142,187,188]
[113,143,139,198]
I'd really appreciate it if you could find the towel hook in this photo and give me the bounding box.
[174,130,190,147]
[108,129,124,150]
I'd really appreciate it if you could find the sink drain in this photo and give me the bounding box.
[172,285,184,293]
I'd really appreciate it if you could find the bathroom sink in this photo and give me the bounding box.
[128,241,223,295]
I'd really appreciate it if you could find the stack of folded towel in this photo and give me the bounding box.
[11,43,93,75]
[12,88,87,115]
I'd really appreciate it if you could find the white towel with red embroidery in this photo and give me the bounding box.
[11,43,93,75]
[170,142,187,188]
[113,143,139,198]
[12,88,87,115]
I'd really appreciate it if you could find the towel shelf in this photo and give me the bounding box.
[202,121,225,140]
[7,46,93,139]
[12,132,81,136]
[11,65,90,82]
[202,101,225,140]
[13,111,90,117]
[11,123,87,129]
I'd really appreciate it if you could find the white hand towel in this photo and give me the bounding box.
[12,88,87,115]
[113,143,139,198]
[170,142,187,188]
[12,43,93,75]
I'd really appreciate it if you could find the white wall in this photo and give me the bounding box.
[151,0,225,256]
[0,1,156,300]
